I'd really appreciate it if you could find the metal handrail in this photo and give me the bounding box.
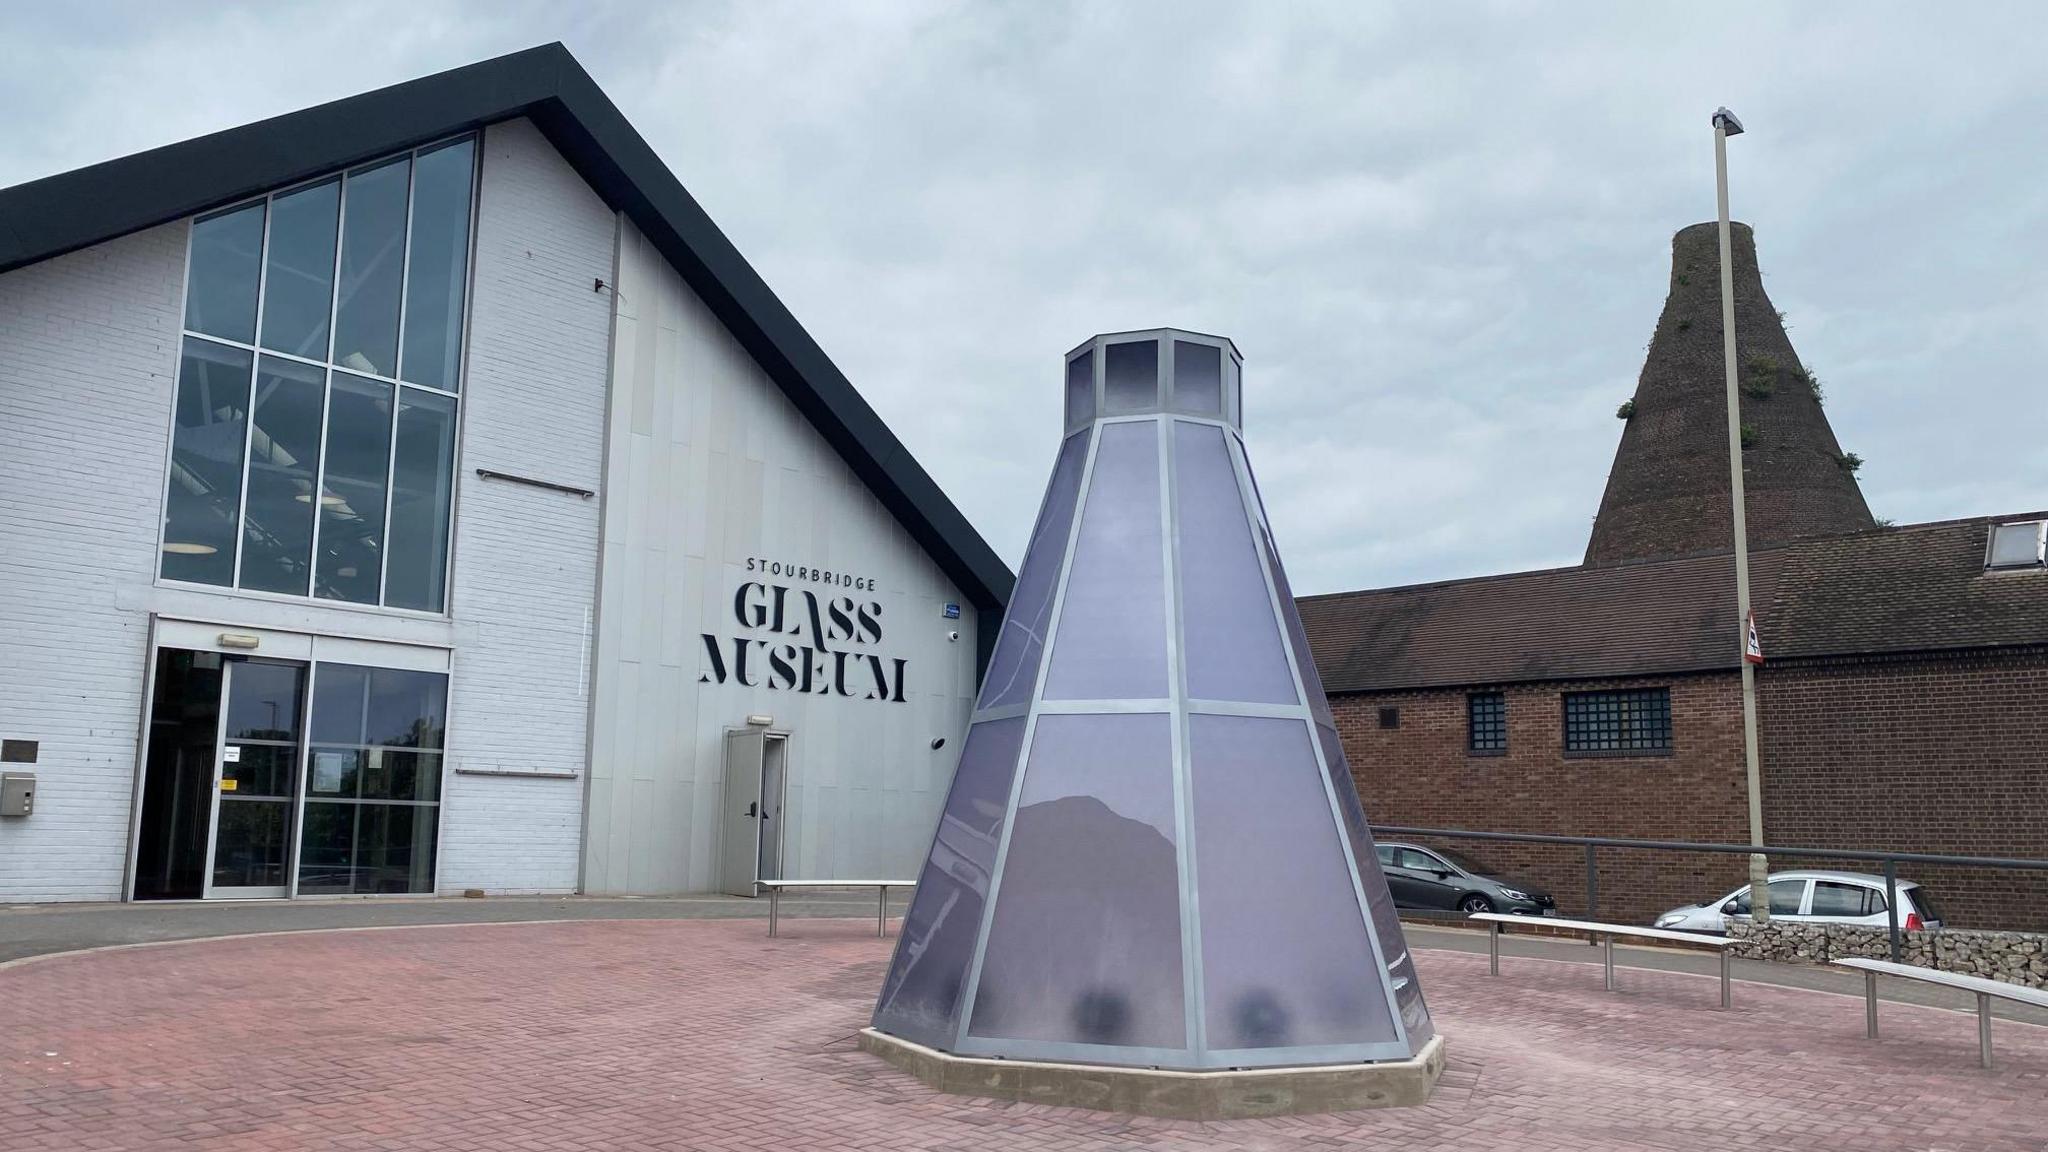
[1368,824,2048,962]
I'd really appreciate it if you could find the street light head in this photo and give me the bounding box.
[1713,107,1745,136]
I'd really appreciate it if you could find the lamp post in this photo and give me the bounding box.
[1713,106,1771,924]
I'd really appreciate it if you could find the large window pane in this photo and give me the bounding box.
[1190,714,1397,1049]
[185,203,264,343]
[297,801,357,893]
[1174,421,1296,704]
[161,338,253,585]
[1320,724,1431,1041]
[872,716,1027,1048]
[968,713,1184,1050]
[1064,350,1093,428]
[299,663,446,895]
[1172,341,1222,415]
[333,157,410,377]
[977,429,1089,709]
[383,389,457,611]
[1103,339,1159,414]
[312,663,445,748]
[257,179,339,359]
[1044,422,1167,700]
[400,138,474,391]
[315,373,392,603]
[366,667,448,748]
[238,357,326,594]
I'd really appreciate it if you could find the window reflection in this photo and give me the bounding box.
[300,663,446,894]
[315,374,392,603]
[333,157,410,377]
[257,179,339,360]
[159,136,471,611]
[161,338,253,585]
[185,203,264,343]
[239,357,326,594]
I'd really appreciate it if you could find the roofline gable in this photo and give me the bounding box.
[0,42,1015,639]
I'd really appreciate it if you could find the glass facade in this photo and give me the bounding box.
[299,663,446,894]
[161,135,476,611]
[875,330,1428,1071]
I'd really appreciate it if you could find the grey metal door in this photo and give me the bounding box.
[757,734,788,883]
[720,730,766,897]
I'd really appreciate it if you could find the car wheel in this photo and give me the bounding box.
[1458,894,1494,914]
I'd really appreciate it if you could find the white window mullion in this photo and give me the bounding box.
[305,173,352,600]
[226,192,279,590]
[377,155,421,607]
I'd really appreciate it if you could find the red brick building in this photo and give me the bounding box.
[1298,224,2048,929]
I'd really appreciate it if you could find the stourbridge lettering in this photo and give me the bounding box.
[699,578,907,702]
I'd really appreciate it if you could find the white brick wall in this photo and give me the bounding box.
[0,119,617,902]
[0,223,187,901]
[433,118,617,894]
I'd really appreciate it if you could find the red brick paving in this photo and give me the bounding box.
[1,919,2042,1150]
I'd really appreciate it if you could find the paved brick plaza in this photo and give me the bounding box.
[2,919,2042,1150]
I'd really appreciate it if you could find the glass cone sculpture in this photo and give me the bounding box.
[872,329,1433,1070]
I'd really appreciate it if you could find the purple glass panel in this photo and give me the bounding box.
[968,713,1184,1049]
[1065,350,1094,428]
[872,717,1028,1047]
[1172,341,1222,415]
[1316,721,1432,1042]
[1103,339,1159,415]
[978,430,1091,709]
[1190,714,1398,1049]
[1174,422,1296,704]
[1242,450,1333,723]
[1043,422,1168,700]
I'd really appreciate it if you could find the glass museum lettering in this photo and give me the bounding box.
[700,579,908,702]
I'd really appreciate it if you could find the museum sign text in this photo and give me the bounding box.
[699,559,907,702]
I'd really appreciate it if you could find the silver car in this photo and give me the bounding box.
[1654,870,1945,934]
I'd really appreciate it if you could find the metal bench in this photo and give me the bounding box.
[758,880,916,939]
[1470,911,1736,1008]
[1833,956,2048,1069]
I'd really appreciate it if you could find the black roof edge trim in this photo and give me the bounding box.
[0,42,1014,641]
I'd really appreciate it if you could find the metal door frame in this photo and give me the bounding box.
[200,657,307,900]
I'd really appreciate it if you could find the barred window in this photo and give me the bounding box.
[1467,692,1506,754]
[1562,688,1672,755]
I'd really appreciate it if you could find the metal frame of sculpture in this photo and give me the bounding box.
[872,329,1433,1072]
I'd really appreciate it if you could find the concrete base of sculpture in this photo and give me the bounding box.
[857,1028,1445,1119]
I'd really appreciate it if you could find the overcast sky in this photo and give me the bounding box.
[5,3,2043,594]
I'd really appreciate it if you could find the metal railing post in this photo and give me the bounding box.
[1864,971,1878,1038]
[1719,949,1731,1009]
[1489,920,1500,976]
[1884,859,1901,962]
[1978,992,1993,1069]
[1586,844,1599,947]
[769,885,780,938]
[1603,934,1615,991]
[878,884,889,937]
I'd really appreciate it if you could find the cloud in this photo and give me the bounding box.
[4,1,2043,594]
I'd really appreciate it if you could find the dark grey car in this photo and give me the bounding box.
[1374,841,1556,916]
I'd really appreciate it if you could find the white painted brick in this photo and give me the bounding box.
[0,223,186,901]
[433,118,615,895]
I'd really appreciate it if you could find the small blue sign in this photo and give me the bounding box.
[942,603,960,619]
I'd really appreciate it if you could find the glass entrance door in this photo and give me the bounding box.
[204,658,306,898]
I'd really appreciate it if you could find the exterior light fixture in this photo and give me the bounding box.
[159,542,217,555]
[745,714,775,727]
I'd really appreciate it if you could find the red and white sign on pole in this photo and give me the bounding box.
[1744,609,1765,665]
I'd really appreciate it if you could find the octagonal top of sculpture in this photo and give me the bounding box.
[1064,328,1244,433]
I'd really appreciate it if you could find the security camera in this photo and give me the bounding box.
[946,630,960,642]
[929,736,947,751]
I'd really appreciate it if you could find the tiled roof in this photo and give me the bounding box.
[1298,513,2048,694]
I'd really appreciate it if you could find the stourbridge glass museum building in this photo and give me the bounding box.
[0,45,1011,903]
